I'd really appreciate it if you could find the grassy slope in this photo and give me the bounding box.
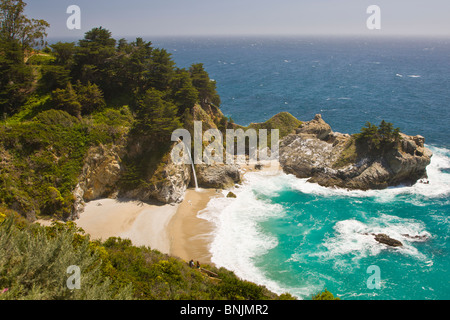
[246,111,302,139]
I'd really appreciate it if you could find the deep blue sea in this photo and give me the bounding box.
[152,36,450,300]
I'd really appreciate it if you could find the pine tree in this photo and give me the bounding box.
[134,88,181,144]
[189,63,220,107]
[50,82,81,118]
[0,39,33,114]
[170,69,198,114]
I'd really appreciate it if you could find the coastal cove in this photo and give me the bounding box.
[73,189,217,265]
[68,141,450,300]
[1,11,449,299]
[199,145,450,300]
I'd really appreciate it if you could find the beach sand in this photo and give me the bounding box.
[73,189,219,263]
[72,160,280,265]
[168,188,218,264]
[75,198,178,254]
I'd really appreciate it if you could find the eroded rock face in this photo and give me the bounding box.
[121,142,192,205]
[149,157,191,204]
[279,114,432,190]
[71,144,125,219]
[82,147,122,201]
[196,163,241,189]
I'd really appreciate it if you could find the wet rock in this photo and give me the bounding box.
[374,233,403,247]
[226,191,237,198]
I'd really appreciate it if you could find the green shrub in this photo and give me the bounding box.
[311,289,340,300]
[34,109,79,127]
[0,217,132,300]
[354,120,401,153]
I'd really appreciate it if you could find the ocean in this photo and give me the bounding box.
[154,36,450,300]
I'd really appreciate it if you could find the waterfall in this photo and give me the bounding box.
[182,140,199,190]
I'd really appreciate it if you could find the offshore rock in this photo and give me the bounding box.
[279,114,432,190]
[373,233,403,247]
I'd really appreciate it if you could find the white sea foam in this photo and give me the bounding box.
[199,145,449,297]
[316,214,430,270]
[199,172,289,295]
[290,145,450,200]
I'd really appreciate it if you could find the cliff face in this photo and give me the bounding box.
[72,111,432,218]
[121,144,192,205]
[280,114,432,190]
[71,104,242,218]
[72,143,125,219]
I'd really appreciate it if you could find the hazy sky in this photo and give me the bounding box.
[25,0,450,39]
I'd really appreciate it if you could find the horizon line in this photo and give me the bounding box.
[47,32,450,41]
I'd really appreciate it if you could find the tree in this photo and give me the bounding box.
[170,68,198,114]
[0,38,33,114]
[189,63,220,107]
[74,81,105,115]
[73,27,116,88]
[355,120,401,153]
[133,89,181,144]
[50,82,81,118]
[38,65,71,93]
[148,48,175,92]
[51,41,76,67]
[0,0,49,49]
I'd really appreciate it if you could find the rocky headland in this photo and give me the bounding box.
[279,114,432,190]
[70,110,433,219]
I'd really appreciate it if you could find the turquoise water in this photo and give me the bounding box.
[200,146,450,299]
[149,36,450,299]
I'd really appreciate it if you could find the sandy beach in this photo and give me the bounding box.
[168,188,218,264]
[74,198,179,254]
[71,160,280,265]
[73,189,218,264]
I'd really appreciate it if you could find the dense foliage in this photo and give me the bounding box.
[311,289,340,300]
[355,120,401,153]
[0,212,133,299]
[0,211,295,300]
[0,0,222,219]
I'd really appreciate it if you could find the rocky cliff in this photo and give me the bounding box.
[71,104,242,218]
[280,114,432,190]
[72,111,431,219]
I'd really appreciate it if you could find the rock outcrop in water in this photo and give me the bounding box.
[373,233,403,247]
[279,114,432,190]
